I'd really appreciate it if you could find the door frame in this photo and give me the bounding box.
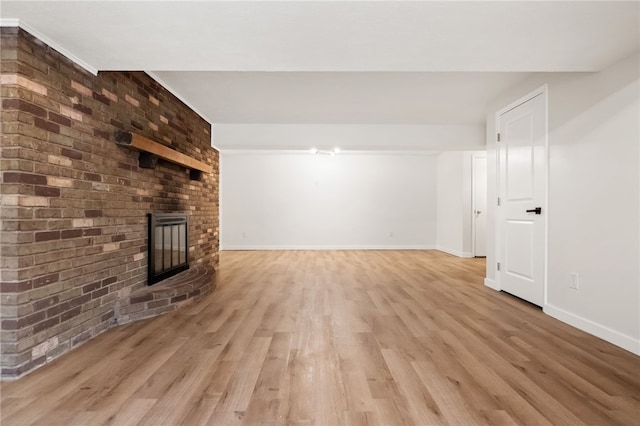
[494,85,549,305]
[471,153,487,257]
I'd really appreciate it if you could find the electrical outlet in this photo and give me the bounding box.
[389,231,393,237]
[569,273,579,290]
[242,232,247,238]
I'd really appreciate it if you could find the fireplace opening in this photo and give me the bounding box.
[147,213,189,285]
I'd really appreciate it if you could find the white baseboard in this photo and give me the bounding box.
[484,278,499,291]
[436,247,474,258]
[544,304,640,356]
[220,244,436,251]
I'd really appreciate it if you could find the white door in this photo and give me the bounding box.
[472,155,487,257]
[497,91,547,306]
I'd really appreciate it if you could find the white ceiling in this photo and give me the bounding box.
[2,1,639,148]
[152,71,531,124]
[3,1,638,72]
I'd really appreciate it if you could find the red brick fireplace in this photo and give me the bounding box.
[0,27,219,379]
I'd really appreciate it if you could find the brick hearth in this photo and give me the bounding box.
[116,264,215,324]
[0,27,219,379]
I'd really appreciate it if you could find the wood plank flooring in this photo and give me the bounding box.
[1,250,639,425]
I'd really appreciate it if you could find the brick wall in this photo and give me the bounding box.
[0,27,219,379]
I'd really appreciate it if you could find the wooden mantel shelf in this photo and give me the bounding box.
[114,131,212,179]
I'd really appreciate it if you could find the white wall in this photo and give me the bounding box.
[485,53,640,354]
[436,151,475,257]
[436,152,464,255]
[436,152,472,257]
[213,123,484,151]
[461,153,473,256]
[221,153,438,249]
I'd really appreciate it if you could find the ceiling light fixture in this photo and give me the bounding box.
[310,148,340,156]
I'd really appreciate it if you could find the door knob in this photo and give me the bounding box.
[526,207,542,214]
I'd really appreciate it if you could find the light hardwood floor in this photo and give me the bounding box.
[1,250,639,425]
